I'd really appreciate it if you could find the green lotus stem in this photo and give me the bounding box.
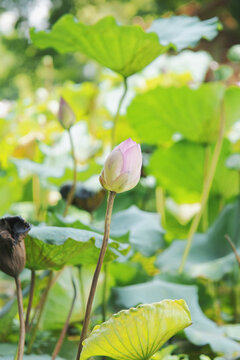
[32,175,41,220]
[26,271,54,354]
[52,274,77,360]
[25,270,36,332]
[202,145,211,232]
[233,170,240,242]
[179,102,225,273]
[225,234,240,266]
[76,191,116,360]
[102,263,108,322]
[156,186,166,229]
[15,276,25,360]
[64,127,78,217]
[111,77,128,149]
[78,266,85,315]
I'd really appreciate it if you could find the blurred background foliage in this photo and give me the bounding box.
[0,0,240,98]
[1,0,240,359]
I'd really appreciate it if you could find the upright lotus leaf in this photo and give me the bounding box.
[25,226,129,270]
[80,299,191,360]
[149,139,238,203]
[149,16,221,51]
[127,83,225,145]
[30,15,170,77]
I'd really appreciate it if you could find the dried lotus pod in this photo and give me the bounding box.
[60,183,106,213]
[0,216,31,278]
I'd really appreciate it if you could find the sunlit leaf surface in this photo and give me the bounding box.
[30,15,170,77]
[81,299,191,360]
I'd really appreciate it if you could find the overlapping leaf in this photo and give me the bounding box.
[30,15,169,77]
[25,226,129,270]
[81,299,191,360]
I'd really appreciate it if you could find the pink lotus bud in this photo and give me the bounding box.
[58,97,75,129]
[99,138,142,193]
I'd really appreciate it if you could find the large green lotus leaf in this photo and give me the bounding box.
[30,15,169,77]
[149,16,220,51]
[127,83,225,145]
[80,299,191,360]
[25,226,129,270]
[149,140,238,203]
[113,280,240,357]
[156,203,240,280]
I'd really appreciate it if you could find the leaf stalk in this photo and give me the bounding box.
[64,127,78,217]
[15,276,25,360]
[179,101,225,273]
[111,77,128,149]
[52,274,77,360]
[25,270,36,332]
[76,191,116,360]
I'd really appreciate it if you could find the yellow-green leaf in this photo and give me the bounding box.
[81,299,191,360]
